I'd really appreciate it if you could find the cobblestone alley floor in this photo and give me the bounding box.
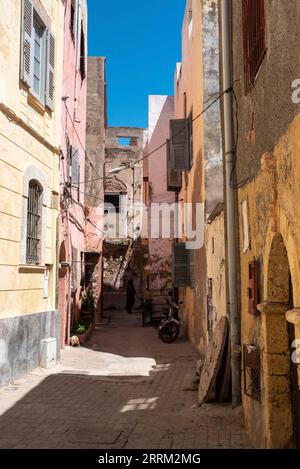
[0,311,251,449]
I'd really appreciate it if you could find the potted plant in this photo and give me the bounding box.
[71,286,95,345]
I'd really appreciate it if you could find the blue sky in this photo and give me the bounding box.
[87,0,186,128]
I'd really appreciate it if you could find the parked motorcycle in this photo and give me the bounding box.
[158,298,182,343]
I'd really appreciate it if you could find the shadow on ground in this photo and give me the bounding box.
[0,311,251,449]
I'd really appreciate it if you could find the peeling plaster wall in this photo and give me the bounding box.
[175,0,207,353]
[206,210,227,337]
[145,96,175,310]
[85,57,106,252]
[105,127,144,240]
[103,128,144,311]
[238,124,300,448]
[202,0,223,216]
[60,0,88,342]
[228,0,300,448]
[0,0,64,385]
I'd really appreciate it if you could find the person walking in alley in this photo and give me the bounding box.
[126,279,136,314]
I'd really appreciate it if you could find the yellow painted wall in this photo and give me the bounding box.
[0,0,64,319]
[238,111,300,448]
[174,0,206,352]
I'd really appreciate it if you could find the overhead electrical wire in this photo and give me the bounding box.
[70,86,233,186]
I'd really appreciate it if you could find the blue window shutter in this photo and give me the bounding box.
[45,29,55,110]
[21,0,33,87]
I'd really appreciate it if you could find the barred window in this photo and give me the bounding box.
[242,0,266,93]
[26,180,42,264]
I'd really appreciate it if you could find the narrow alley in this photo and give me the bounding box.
[2,0,300,457]
[0,312,250,449]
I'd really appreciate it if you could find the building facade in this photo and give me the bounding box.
[103,127,144,313]
[143,95,175,316]
[223,0,300,448]
[0,0,64,386]
[85,56,107,326]
[59,0,88,346]
[169,0,224,353]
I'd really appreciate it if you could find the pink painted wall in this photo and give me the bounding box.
[59,0,88,345]
[145,96,175,311]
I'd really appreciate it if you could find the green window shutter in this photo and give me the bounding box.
[21,0,33,87]
[45,30,55,110]
[172,242,191,288]
[167,139,182,191]
[170,118,190,171]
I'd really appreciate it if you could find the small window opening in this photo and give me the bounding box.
[118,137,132,146]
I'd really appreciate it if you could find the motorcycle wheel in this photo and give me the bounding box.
[159,322,179,343]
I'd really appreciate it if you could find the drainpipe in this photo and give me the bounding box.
[221,0,241,407]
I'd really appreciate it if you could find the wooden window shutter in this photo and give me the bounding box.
[242,0,266,93]
[45,30,55,110]
[172,242,191,288]
[167,139,182,191]
[21,0,33,87]
[170,119,190,171]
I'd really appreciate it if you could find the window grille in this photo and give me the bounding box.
[242,0,266,92]
[26,181,42,264]
[243,344,261,401]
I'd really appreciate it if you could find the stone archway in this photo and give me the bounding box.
[258,233,298,448]
[58,241,68,347]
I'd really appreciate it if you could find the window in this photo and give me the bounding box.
[80,22,86,79]
[242,0,266,92]
[105,194,120,213]
[188,9,193,40]
[26,180,42,264]
[188,110,194,167]
[167,139,182,191]
[172,243,192,288]
[71,247,78,294]
[169,119,191,172]
[70,0,76,39]
[118,137,132,146]
[32,14,45,100]
[21,0,56,109]
[243,344,261,401]
[71,146,80,200]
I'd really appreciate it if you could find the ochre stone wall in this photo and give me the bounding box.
[238,111,300,448]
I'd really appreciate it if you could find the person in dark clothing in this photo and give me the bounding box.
[126,279,136,314]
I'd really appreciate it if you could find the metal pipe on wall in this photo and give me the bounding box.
[221,0,241,407]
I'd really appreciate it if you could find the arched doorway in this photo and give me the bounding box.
[58,241,68,347]
[261,233,300,448]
